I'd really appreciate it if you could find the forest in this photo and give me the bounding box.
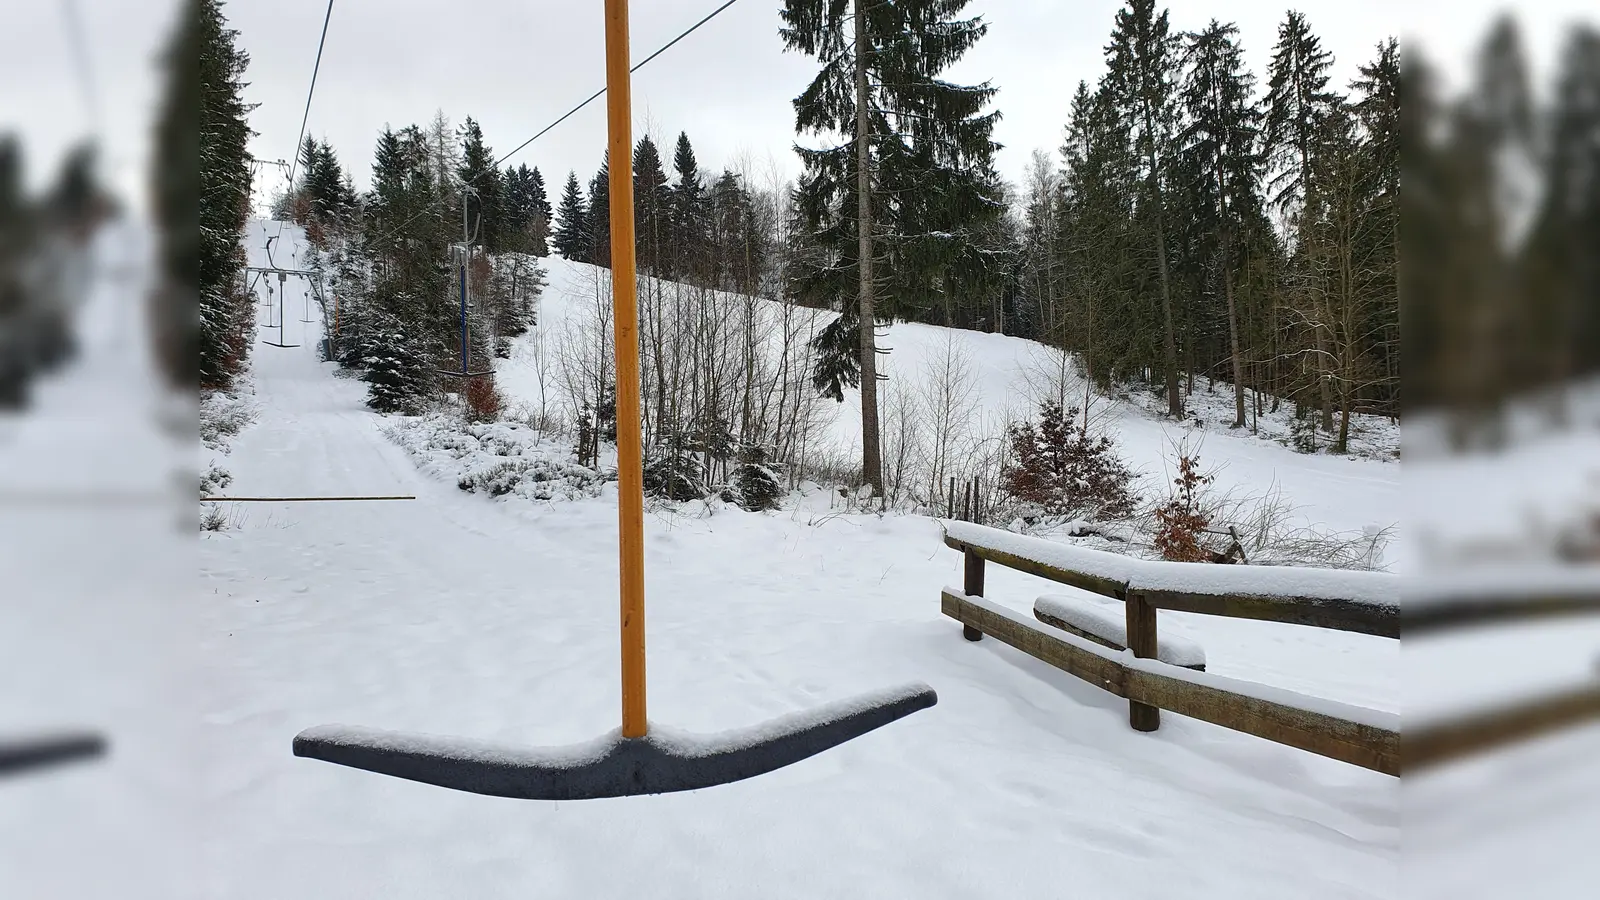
[193,0,1599,514]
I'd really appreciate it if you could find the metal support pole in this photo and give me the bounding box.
[459,248,469,375]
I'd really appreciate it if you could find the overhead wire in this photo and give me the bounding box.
[275,0,337,242]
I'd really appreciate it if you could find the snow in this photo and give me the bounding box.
[1035,593,1207,668]
[944,519,1399,607]
[178,226,1413,898]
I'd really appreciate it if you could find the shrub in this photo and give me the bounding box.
[464,377,503,422]
[200,463,232,498]
[1001,401,1137,520]
[1153,453,1214,562]
[731,444,784,512]
[643,447,707,502]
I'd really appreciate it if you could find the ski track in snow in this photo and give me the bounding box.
[191,225,1401,899]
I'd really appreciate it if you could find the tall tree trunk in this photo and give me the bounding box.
[1223,239,1246,428]
[855,0,883,497]
[1151,187,1182,418]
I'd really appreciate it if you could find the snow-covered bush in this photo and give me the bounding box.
[643,446,708,502]
[200,390,255,451]
[389,415,609,504]
[730,444,783,512]
[200,462,232,499]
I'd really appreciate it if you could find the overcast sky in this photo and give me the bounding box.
[1,1,1596,211]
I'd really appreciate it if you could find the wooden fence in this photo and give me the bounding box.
[942,521,1600,776]
[942,521,1400,775]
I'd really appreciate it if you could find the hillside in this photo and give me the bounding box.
[493,254,1401,566]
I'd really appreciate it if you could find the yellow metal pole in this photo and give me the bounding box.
[605,0,648,738]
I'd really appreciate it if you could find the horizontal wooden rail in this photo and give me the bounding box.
[944,522,1600,770]
[942,523,1398,637]
[202,496,417,502]
[1406,683,1600,770]
[945,589,1399,774]
[1406,591,1600,633]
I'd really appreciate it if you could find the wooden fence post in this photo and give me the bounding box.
[963,548,985,641]
[1126,591,1160,731]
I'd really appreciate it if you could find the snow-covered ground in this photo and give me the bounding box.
[184,228,1404,898]
[501,254,1403,565]
[14,220,1594,898]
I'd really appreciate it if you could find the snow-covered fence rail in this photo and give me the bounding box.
[940,521,1400,775]
[942,521,1399,637]
[1403,565,1600,769]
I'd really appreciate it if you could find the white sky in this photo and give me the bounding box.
[0,1,1594,211]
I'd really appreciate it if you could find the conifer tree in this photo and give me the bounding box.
[633,135,670,273]
[780,0,1001,495]
[361,316,430,413]
[1102,0,1184,418]
[1180,19,1262,428]
[669,132,708,279]
[528,166,551,255]
[193,0,255,390]
[587,153,611,267]
[457,117,502,251]
[1263,11,1336,215]
[551,170,588,260]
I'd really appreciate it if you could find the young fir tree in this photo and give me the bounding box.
[1179,19,1262,429]
[361,317,431,413]
[780,0,1001,497]
[731,443,784,512]
[587,153,611,267]
[193,0,255,390]
[1101,0,1184,418]
[457,117,503,252]
[551,170,588,260]
[632,135,670,273]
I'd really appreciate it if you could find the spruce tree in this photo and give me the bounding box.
[632,135,670,273]
[587,153,611,267]
[780,0,1001,496]
[1350,38,1399,414]
[528,166,551,255]
[1179,19,1262,428]
[362,318,430,414]
[1102,0,1184,418]
[551,170,588,260]
[193,0,255,390]
[457,117,503,251]
[669,132,709,279]
[1263,11,1336,215]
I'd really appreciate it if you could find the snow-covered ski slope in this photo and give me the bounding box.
[194,226,1397,898]
[500,253,1402,567]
